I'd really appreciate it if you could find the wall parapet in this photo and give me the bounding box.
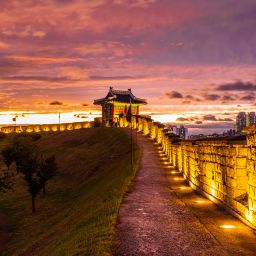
[120,115,256,228]
[0,121,93,134]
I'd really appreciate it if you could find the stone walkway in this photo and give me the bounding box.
[115,133,256,256]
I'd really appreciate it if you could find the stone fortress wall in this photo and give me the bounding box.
[0,121,93,133]
[120,115,256,228]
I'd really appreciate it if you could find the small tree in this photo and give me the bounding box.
[4,135,58,212]
[1,146,15,192]
[0,171,12,193]
[11,136,42,212]
[2,147,14,170]
[12,136,35,174]
[24,171,42,213]
[19,151,41,213]
[38,155,57,195]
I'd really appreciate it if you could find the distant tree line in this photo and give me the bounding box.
[0,133,57,212]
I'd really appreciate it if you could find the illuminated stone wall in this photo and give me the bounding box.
[0,121,93,134]
[244,125,256,224]
[172,140,249,224]
[120,115,256,228]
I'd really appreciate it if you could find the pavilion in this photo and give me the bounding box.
[94,87,147,126]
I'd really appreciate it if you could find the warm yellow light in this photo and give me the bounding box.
[171,171,178,174]
[245,210,253,223]
[189,181,196,189]
[209,195,215,202]
[174,177,184,181]
[219,225,235,229]
[179,186,188,190]
[210,187,216,197]
[194,200,205,204]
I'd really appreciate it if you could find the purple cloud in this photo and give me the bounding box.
[166,91,183,99]
[216,81,256,91]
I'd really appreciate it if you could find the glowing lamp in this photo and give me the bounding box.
[219,225,235,229]
[174,177,184,181]
[179,186,188,190]
[194,200,205,204]
[209,195,215,202]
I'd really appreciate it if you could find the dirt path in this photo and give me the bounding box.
[115,133,256,256]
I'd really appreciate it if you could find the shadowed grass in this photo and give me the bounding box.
[0,128,140,256]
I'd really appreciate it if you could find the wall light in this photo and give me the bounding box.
[194,200,205,204]
[209,195,215,202]
[174,177,184,181]
[245,210,253,223]
[179,186,188,190]
[219,225,235,229]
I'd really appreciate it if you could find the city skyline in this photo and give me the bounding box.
[0,0,255,129]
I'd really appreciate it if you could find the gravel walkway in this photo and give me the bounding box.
[115,133,256,256]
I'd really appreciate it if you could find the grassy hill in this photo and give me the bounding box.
[0,128,140,256]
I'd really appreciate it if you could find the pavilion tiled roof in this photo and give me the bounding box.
[94,87,147,105]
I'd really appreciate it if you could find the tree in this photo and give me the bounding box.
[0,171,12,193]
[38,156,57,195]
[2,146,14,170]
[1,146,15,193]
[23,171,42,213]
[10,136,42,212]
[12,135,35,174]
[3,135,58,212]
[19,149,41,213]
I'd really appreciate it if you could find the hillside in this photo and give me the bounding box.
[0,128,140,256]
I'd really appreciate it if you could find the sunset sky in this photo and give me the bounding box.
[0,0,256,130]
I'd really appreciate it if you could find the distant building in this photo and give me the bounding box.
[188,134,205,140]
[247,112,256,126]
[94,87,147,126]
[236,112,256,133]
[168,125,178,134]
[168,124,188,140]
[178,125,188,140]
[236,112,247,133]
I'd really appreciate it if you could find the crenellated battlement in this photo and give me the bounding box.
[0,121,93,134]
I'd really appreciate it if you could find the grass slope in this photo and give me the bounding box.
[0,128,140,256]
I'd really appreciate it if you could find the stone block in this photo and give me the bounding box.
[230,189,247,199]
[226,167,235,177]
[236,147,247,157]
[237,177,247,189]
[236,157,247,168]
[236,168,247,177]
[226,177,237,188]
